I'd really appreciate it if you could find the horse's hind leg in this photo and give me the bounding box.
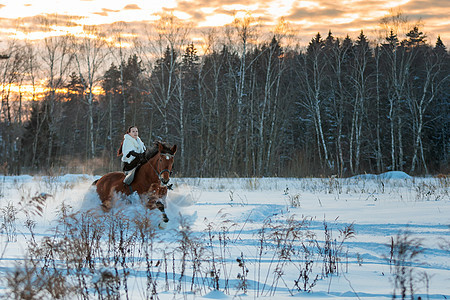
[100,190,118,212]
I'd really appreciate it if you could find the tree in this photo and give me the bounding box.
[63,72,86,158]
[0,40,28,174]
[105,21,131,129]
[100,63,121,165]
[404,26,427,47]
[21,101,52,169]
[195,37,230,176]
[381,30,412,171]
[149,46,179,138]
[178,42,200,174]
[324,33,352,176]
[150,12,190,141]
[255,36,285,175]
[348,31,373,174]
[297,33,333,171]
[227,13,258,172]
[39,14,73,167]
[71,25,108,158]
[406,37,449,173]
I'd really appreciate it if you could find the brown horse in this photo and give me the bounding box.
[94,141,177,224]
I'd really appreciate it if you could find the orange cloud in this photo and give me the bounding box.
[0,0,448,47]
[123,4,141,10]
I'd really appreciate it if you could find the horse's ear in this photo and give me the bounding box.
[171,145,177,155]
[158,142,164,152]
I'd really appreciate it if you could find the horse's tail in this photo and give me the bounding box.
[92,179,99,186]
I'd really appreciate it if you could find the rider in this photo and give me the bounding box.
[117,125,146,185]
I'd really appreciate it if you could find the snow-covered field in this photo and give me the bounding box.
[0,172,449,299]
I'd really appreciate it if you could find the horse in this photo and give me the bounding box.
[94,141,177,225]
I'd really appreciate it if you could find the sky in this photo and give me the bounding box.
[0,0,449,47]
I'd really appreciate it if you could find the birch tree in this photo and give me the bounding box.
[379,11,412,171]
[228,13,258,171]
[406,30,449,173]
[325,34,352,176]
[72,25,107,158]
[348,31,372,174]
[297,33,333,171]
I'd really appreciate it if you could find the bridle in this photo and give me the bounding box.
[152,152,174,184]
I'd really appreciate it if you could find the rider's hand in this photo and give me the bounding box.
[126,151,138,158]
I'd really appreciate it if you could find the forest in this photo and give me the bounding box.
[0,14,449,177]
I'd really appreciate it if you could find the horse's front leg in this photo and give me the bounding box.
[155,200,169,223]
[145,184,169,225]
[155,185,169,222]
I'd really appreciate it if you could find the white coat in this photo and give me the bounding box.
[121,134,146,163]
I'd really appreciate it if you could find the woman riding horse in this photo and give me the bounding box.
[94,141,177,225]
[117,125,147,185]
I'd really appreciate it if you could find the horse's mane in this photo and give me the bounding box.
[145,141,175,160]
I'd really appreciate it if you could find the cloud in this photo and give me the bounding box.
[289,7,344,20]
[405,0,450,10]
[0,0,448,47]
[0,13,83,37]
[123,4,141,10]
[93,8,120,17]
[103,8,120,13]
[174,0,266,25]
[93,11,108,17]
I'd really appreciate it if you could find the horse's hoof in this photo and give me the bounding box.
[101,203,111,212]
[158,222,168,230]
[162,213,169,223]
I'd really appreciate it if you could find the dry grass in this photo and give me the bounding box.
[1,175,444,298]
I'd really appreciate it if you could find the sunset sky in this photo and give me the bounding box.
[0,0,449,47]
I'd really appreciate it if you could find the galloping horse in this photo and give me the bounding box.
[94,141,177,224]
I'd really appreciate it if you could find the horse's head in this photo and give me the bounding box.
[154,142,177,185]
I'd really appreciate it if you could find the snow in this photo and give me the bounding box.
[0,172,449,299]
[352,171,413,180]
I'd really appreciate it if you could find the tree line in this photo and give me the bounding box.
[1,15,449,177]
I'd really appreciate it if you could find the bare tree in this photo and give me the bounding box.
[106,22,132,129]
[228,12,259,171]
[23,40,41,168]
[407,39,450,173]
[256,19,290,175]
[348,31,372,174]
[137,12,191,161]
[297,33,333,171]
[138,12,192,175]
[0,38,28,174]
[38,14,73,166]
[197,28,227,176]
[326,34,352,176]
[379,11,413,171]
[71,25,108,158]
[372,41,385,173]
